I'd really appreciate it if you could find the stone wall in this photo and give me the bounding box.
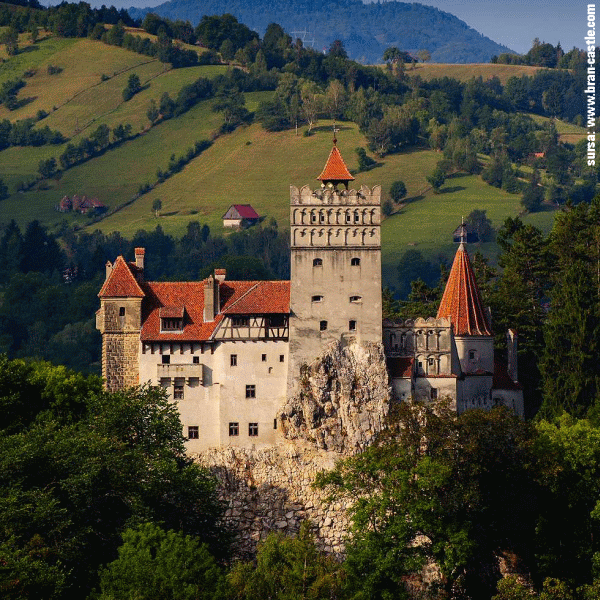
[193,341,391,558]
[193,443,350,558]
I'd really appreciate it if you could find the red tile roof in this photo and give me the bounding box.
[223,204,260,220]
[436,243,491,336]
[317,145,355,183]
[159,306,185,318]
[140,279,290,341]
[98,256,145,298]
[493,356,522,391]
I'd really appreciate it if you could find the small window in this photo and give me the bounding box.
[162,355,170,364]
[319,320,327,331]
[229,422,239,436]
[311,212,317,223]
[161,318,183,331]
[119,307,125,316]
[268,314,285,327]
[188,377,200,387]
[312,295,323,303]
[319,212,325,223]
[279,355,284,363]
[230,354,237,366]
[345,213,351,223]
[188,426,199,439]
[428,358,435,366]
[431,388,438,400]
[274,418,277,429]
[246,384,256,398]
[350,295,362,302]
[232,316,249,327]
[349,320,357,331]
[159,377,170,388]
[262,354,267,362]
[351,257,360,266]
[354,212,360,223]
[313,258,323,267]
[469,350,476,360]
[193,356,200,364]
[249,422,258,437]
[174,383,184,400]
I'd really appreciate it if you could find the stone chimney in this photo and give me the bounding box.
[105,260,113,280]
[507,329,518,382]
[135,247,145,270]
[214,268,226,283]
[204,275,216,322]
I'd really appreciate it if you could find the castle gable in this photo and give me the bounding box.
[140,280,290,341]
[98,256,145,298]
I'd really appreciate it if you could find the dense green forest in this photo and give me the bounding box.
[127,0,514,64]
[4,357,600,599]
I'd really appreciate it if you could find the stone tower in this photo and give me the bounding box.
[288,141,382,391]
[96,249,145,391]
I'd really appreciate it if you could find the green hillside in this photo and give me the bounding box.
[0,34,564,290]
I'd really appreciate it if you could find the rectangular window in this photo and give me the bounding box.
[320,320,327,331]
[174,379,184,399]
[159,377,170,388]
[193,356,200,364]
[279,355,285,362]
[274,418,277,429]
[262,354,267,362]
[119,307,125,316]
[188,377,200,387]
[161,318,183,331]
[162,355,170,364]
[188,426,199,439]
[249,422,258,437]
[232,316,249,327]
[229,422,239,436]
[230,354,237,366]
[349,320,357,331]
[246,385,256,398]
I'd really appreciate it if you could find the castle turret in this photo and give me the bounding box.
[288,140,382,391]
[437,241,494,410]
[97,253,145,391]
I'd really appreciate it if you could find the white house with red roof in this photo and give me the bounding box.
[97,142,523,452]
[222,204,260,228]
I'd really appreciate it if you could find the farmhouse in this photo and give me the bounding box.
[222,204,260,228]
[97,142,523,452]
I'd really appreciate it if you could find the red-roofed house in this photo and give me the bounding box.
[222,204,260,228]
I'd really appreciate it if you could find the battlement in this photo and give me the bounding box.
[290,185,381,206]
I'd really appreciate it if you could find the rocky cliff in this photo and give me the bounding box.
[193,341,391,557]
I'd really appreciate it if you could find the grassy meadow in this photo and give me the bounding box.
[0,35,562,287]
[407,62,543,84]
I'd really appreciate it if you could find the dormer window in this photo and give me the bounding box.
[313,258,323,267]
[159,306,185,332]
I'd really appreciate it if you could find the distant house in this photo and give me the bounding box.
[222,204,260,228]
[56,194,107,214]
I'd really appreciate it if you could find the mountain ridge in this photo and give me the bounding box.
[127,0,515,64]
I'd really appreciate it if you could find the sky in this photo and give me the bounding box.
[81,0,584,56]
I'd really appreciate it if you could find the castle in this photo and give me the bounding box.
[96,142,523,452]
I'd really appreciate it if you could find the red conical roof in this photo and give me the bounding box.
[99,256,145,298]
[436,243,491,336]
[317,144,354,184]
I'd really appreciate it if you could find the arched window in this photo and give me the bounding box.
[351,257,360,266]
[313,258,323,267]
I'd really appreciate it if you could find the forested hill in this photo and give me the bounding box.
[128,0,514,64]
